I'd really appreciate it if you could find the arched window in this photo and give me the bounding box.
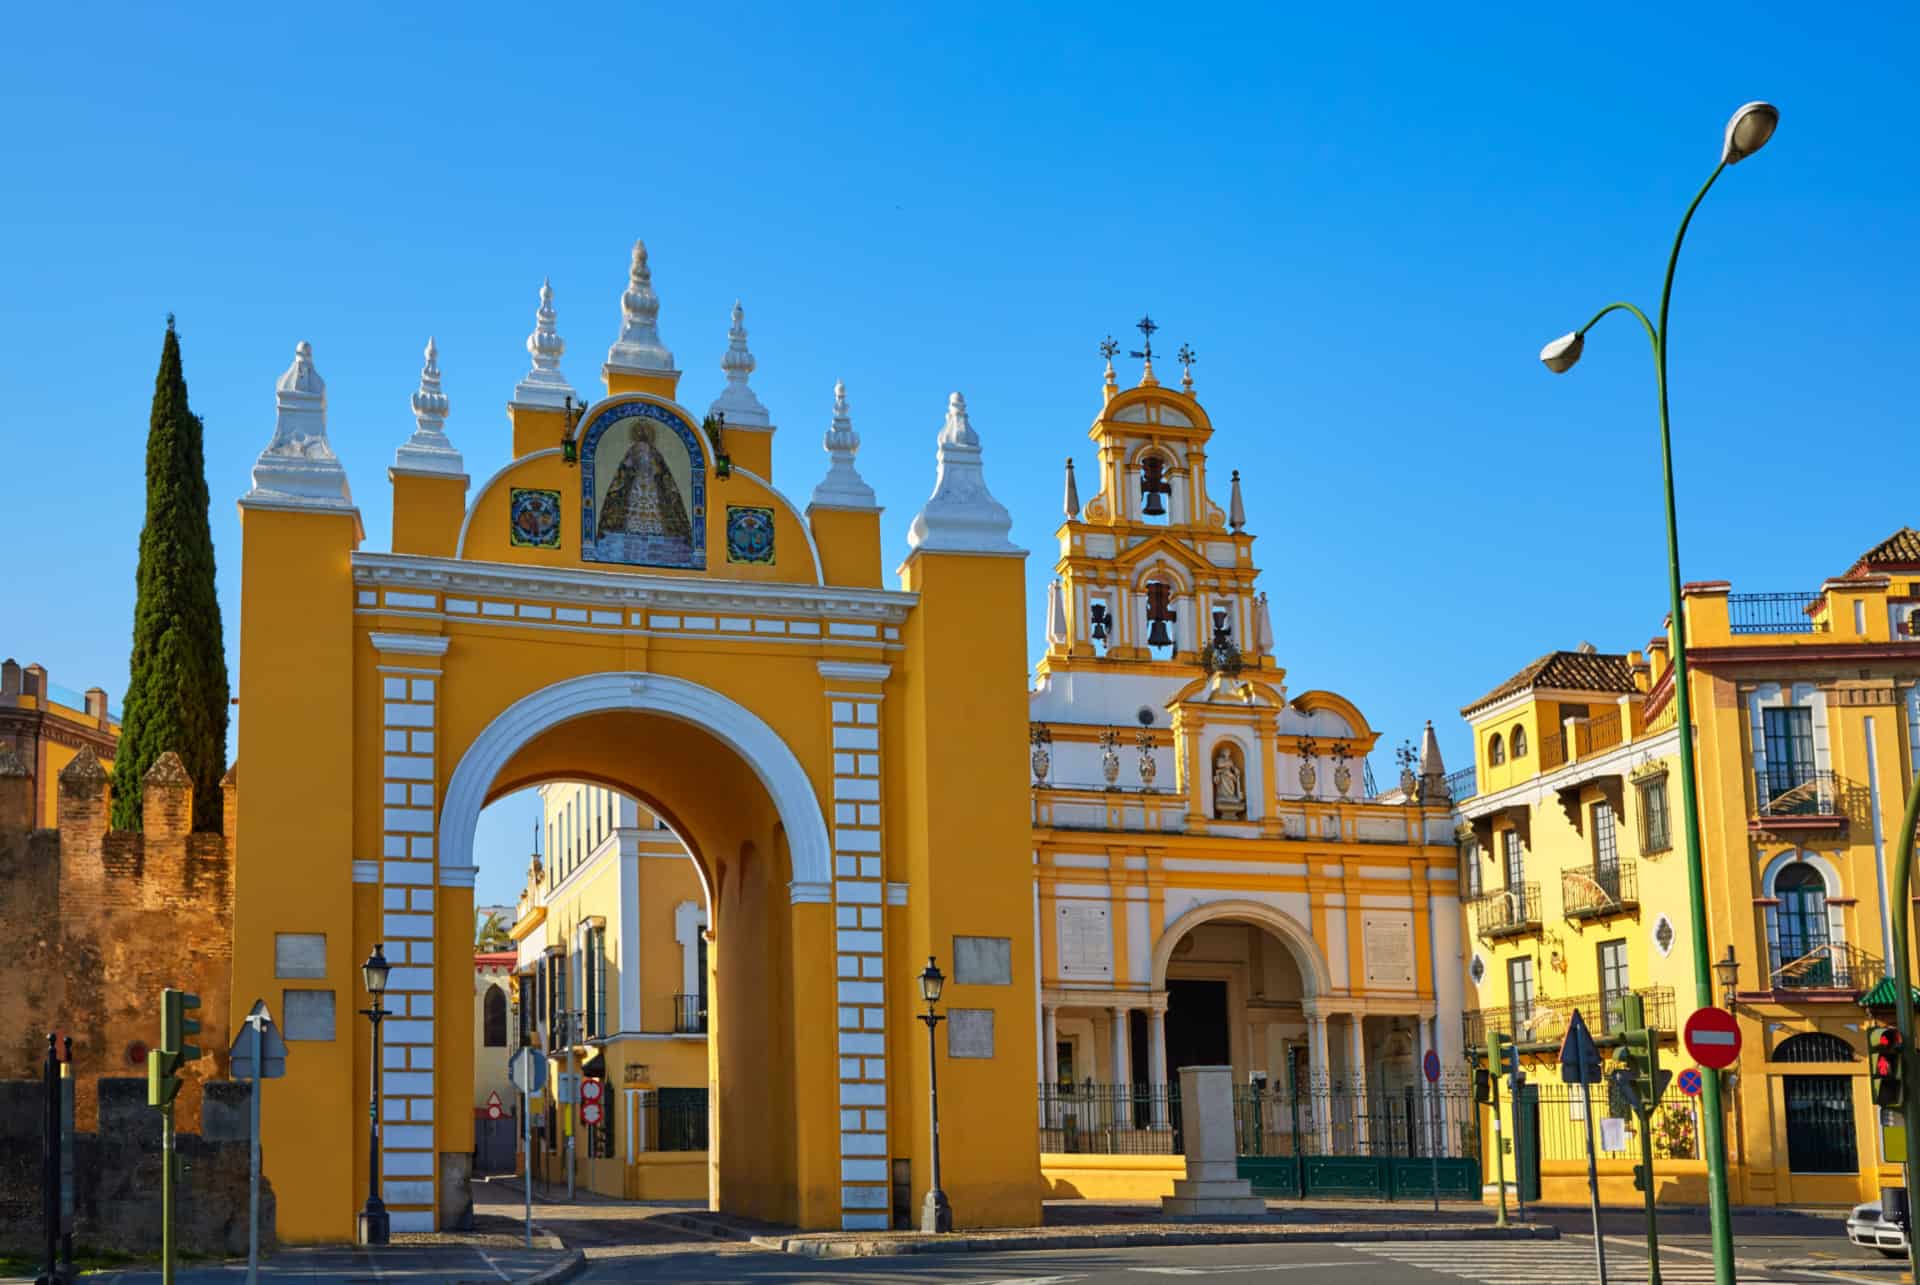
[1488,733,1506,766]
[1773,1032,1856,1063]
[1768,861,1840,989]
[483,983,507,1048]
[1510,724,1528,758]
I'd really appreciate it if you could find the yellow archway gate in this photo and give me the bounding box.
[228,247,1039,1239]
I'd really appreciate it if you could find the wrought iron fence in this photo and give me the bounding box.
[1728,591,1825,635]
[1754,768,1843,818]
[1463,985,1676,1049]
[672,993,707,1034]
[1038,1082,1181,1154]
[1562,861,1638,920]
[1533,1080,1702,1164]
[1473,884,1540,940]
[1233,1076,1479,1159]
[636,1087,709,1152]
[1446,766,1477,802]
[1768,940,1884,993]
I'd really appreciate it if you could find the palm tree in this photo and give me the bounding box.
[475,910,512,952]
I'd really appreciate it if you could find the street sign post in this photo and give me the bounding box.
[1559,1010,1608,1285]
[227,1001,287,1285]
[1683,1007,1741,1071]
[508,1049,545,1248]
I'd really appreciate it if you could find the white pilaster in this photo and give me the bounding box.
[1147,1006,1169,1128]
[1111,1005,1132,1091]
[1348,1016,1370,1151]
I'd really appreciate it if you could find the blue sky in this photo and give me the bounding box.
[3,4,1913,910]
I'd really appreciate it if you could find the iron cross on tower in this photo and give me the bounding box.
[1129,315,1158,362]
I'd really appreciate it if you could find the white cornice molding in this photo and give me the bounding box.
[789,879,831,905]
[352,860,379,884]
[440,863,479,888]
[368,631,452,657]
[885,882,908,905]
[1458,724,1680,820]
[818,661,892,683]
[353,551,917,623]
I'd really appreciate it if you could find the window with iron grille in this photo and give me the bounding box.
[1508,956,1535,1030]
[1459,836,1481,899]
[518,971,536,1045]
[1510,724,1528,758]
[1592,800,1620,901]
[1489,733,1506,766]
[1598,939,1629,1032]
[1762,706,1816,800]
[1638,776,1671,854]
[584,925,608,1039]
[1503,830,1527,919]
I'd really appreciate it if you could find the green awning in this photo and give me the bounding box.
[1856,977,1920,1009]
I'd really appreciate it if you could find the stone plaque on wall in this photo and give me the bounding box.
[274,932,327,979]
[954,935,1013,985]
[282,988,336,1041]
[948,1008,995,1059]
[1056,903,1112,980]
[1361,912,1416,988]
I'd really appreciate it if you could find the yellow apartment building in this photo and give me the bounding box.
[0,657,119,826]
[1459,526,1920,1209]
[507,782,710,1200]
[1029,342,1465,1200]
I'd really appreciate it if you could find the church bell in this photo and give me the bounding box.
[1145,581,1177,650]
[1140,454,1170,516]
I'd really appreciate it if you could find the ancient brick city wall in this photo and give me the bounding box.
[0,1077,274,1257]
[0,746,234,1131]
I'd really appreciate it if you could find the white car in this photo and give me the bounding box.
[1847,1200,1908,1257]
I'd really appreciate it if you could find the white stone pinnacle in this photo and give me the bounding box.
[708,299,771,429]
[905,391,1022,556]
[393,336,466,477]
[244,341,356,510]
[808,378,877,511]
[605,239,676,375]
[512,277,576,409]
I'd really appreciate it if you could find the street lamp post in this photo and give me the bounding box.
[1715,947,1741,1011]
[357,944,393,1247]
[1538,99,1778,1285]
[917,957,953,1234]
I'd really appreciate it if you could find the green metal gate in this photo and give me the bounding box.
[1234,1075,1481,1201]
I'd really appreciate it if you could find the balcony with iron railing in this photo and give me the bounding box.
[1768,941,1883,996]
[1463,984,1676,1050]
[1728,590,1827,635]
[1539,707,1632,773]
[1751,768,1851,834]
[1473,884,1541,943]
[1562,861,1638,922]
[672,993,708,1035]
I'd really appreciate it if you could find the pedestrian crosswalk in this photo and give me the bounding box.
[1342,1237,1825,1285]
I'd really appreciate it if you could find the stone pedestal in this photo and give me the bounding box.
[1161,1064,1268,1221]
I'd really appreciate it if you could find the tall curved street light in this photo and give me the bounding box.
[1538,100,1778,1285]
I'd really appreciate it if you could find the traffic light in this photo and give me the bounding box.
[162,988,202,1064]
[1871,1025,1905,1109]
[147,1047,183,1107]
[1494,1030,1523,1088]
[1632,1162,1650,1193]
[1469,1045,1494,1103]
[1610,993,1668,1117]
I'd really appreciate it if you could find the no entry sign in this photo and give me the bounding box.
[1683,1007,1742,1070]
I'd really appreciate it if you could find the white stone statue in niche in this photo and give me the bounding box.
[1212,744,1246,820]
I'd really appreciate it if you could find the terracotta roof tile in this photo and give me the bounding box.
[1847,526,1920,576]
[1462,649,1637,716]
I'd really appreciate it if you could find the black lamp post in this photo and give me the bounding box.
[1715,945,1740,1011]
[357,943,393,1247]
[917,956,953,1233]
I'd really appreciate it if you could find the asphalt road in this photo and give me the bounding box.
[570,1233,1904,1283]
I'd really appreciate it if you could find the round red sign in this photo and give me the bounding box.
[487,1102,503,1120]
[581,1102,602,1126]
[581,1078,603,1103]
[1683,1006,1742,1070]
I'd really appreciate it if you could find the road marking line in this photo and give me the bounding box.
[1131,1263,1369,1276]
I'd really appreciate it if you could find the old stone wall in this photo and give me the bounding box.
[0,1077,275,1257]
[0,746,234,1130]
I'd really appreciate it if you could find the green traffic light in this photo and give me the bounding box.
[161,988,204,1063]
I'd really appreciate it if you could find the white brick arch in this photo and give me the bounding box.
[1149,897,1332,997]
[438,671,832,895]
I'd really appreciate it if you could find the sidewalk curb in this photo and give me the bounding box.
[521,1248,587,1284]
[750,1223,1560,1259]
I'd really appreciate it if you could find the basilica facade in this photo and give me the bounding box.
[1027,347,1464,1190]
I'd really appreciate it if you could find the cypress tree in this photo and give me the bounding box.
[112,317,231,831]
